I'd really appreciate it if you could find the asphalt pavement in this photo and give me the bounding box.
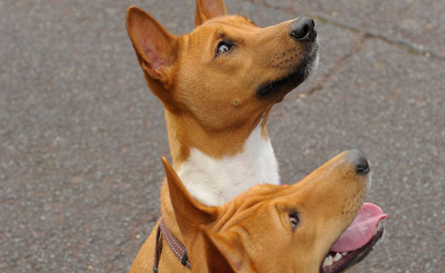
[1,0,444,272]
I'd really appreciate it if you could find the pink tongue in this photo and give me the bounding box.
[331,203,387,252]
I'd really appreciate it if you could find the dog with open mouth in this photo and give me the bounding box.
[153,149,387,273]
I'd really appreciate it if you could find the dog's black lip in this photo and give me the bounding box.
[255,43,318,99]
[319,227,385,273]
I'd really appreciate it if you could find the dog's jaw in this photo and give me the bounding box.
[255,42,319,100]
[176,124,280,206]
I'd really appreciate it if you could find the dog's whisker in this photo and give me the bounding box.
[314,65,329,73]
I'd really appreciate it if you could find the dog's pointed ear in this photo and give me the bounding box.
[161,157,217,240]
[202,228,244,272]
[126,7,178,90]
[195,0,228,27]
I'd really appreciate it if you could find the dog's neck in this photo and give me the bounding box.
[165,110,280,206]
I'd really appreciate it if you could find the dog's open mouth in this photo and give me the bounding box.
[320,203,387,273]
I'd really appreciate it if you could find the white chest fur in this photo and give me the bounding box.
[176,125,280,206]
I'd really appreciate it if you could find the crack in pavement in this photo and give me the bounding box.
[308,12,444,60]
[246,0,444,60]
[303,35,366,96]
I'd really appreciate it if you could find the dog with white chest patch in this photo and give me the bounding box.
[126,0,318,271]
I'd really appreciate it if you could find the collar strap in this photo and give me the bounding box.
[153,219,192,272]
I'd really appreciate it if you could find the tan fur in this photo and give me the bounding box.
[127,3,314,165]
[127,0,319,271]
[158,150,367,273]
[129,151,368,273]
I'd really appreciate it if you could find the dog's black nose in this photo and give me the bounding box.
[356,157,370,175]
[349,149,370,175]
[291,17,317,42]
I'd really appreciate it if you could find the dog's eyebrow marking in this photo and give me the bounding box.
[217,31,236,44]
[217,30,227,39]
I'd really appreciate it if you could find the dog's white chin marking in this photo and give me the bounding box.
[176,125,280,206]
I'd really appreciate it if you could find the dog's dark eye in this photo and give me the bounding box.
[289,212,300,232]
[216,41,234,56]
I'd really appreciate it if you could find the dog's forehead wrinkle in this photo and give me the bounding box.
[218,201,269,230]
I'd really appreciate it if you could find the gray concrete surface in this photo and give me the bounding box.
[1,0,444,272]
